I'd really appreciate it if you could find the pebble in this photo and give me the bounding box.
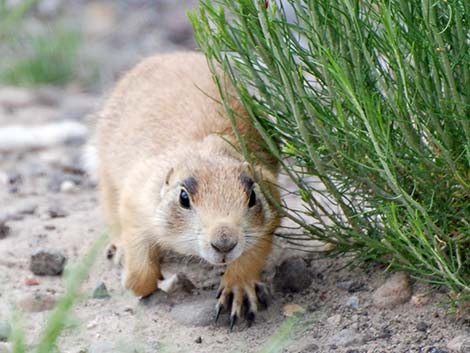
[194,336,202,344]
[47,171,83,193]
[47,205,69,218]
[17,292,56,312]
[282,303,305,317]
[24,277,40,286]
[170,299,215,327]
[273,257,313,293]
[372,272,412,308]
[346,296,360,310]
[30,249,67,276]
[417,321,428,332]
[159,272,195,298]
[92,282,110,299]
[0,222,10,239]
[0,321,11,341]
[60,180,78,193]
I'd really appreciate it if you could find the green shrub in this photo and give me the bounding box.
[191,0,470,295]
[0,0,81,87]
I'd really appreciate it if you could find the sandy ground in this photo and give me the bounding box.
[0,1,469,352]
[0,84,469,353]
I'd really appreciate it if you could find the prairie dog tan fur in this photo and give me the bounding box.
[95,52,280,326]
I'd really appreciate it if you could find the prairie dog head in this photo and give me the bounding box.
[156,157,278,265]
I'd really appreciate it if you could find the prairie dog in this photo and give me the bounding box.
[95,52,280,326]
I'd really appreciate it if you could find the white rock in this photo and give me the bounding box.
[60,180,77,193]
[0,122,87,151]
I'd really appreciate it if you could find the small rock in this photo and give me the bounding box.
[60,180,77,193]
[427,348,448,353]
[329,328,365,347]
[282,303,305,317]
[47,205,69,218]
[0,321,11,342]
[346,296,360,310]
[0,222,10,239]
[47,171,83,193]
[24,277,40,286]
[273,257,313,293]
[195,337,202,344]
[17,293,56,312]
[170,299,215,327]
[92,282,110,299]
[372,272,412,308]
[30,249,67,276]
[159,273,195,298]
[417,321,428,332]
[0,122,87,152]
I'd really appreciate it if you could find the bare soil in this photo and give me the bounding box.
[1,1,469,352]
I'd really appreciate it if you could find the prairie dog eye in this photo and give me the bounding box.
[179,189,191,209]
[248,189,256,208]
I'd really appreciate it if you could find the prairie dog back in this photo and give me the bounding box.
[97,52,246,187]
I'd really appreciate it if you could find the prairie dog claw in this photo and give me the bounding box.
[214,281,270,329]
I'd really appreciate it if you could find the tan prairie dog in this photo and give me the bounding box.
[95,52,280,327]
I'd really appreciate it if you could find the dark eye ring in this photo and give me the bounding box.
[248,188,256,208]
[179,189,191,209]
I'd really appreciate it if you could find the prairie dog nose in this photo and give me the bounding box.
[210,225,238,253]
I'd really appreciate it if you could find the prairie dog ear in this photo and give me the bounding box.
[241,161,265,182]
[241,161,254,176]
